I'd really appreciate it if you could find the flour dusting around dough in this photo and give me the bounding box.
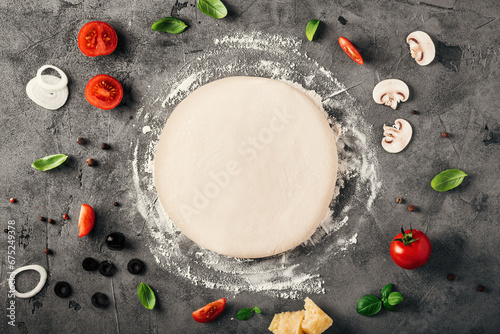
[132,31,381,298]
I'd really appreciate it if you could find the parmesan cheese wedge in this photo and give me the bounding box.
[268,298,333,334]
[301,298,333,334]
[268,310,305,334]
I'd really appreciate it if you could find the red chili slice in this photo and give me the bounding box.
[338,36,364,65]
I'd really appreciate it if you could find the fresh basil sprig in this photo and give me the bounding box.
[236,306,261,320]
[306,19,320,41]
[137,283,156,310]
[198,0,227,19]
[357,283,403,316]
[357,295,382,316]
[32,154,68,171]
[151,17,188,34]
[431,169,467,192]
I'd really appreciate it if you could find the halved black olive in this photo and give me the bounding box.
[98,260,116,277]
[105,232,126,250]
[54,281,72,298]
[91,292,109,308]
[82,257,99,271]
[127,258,145,275]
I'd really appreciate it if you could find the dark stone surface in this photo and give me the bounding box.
[1,0,499,333]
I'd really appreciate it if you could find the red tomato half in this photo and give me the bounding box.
[85,74,123,110]
[78,204,95,238]
[78,21,118,57]
[338,37,364,65]
[192,298,226,323]
[390,227,431,270]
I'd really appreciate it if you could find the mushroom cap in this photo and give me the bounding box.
[372,79,410,104]
[406,31,435,66]
[381,118,412,153]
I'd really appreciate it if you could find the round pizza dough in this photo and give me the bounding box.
[154,76,338,258]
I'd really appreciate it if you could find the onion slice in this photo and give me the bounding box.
[26,65,69,110]
[8,264,48,298]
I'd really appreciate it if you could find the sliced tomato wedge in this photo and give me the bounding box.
[192,298,226,323]
[85,74,123,110]
[78,21,118,57]
[338,37,364,65]
[78,204,95,237]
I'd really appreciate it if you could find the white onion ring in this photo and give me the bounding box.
[36,65,68,91]
[8,264,47,298]
[26,75,69,110]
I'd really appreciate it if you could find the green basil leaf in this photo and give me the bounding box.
[356,295,382,316]
[431,169,467,192]
[383,301,396,312]
[137,283,156,310]
[198,0,227,19]
[253,306,262,314]
[236,307,254,320]
[306,19,320,41]
[151,17,188,34]
[32,154,68,171]
[388,292,403,306]
[381,283,393,300]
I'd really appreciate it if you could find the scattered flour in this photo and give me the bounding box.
[131,31,381,298]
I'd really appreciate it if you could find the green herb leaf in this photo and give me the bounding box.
[253,306,262,314]
[387,292,403,306]
[383,301,396,312]
[236,307,254,320]
[356,295,382,316]
[198,0,227,19]
[137,283,156,310]
[306,19,320,41]
[381,283,392,300]
[431,169,467,192]
[32,154,68,171]
[151,17,188,34]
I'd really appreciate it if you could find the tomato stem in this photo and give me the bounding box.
[392,225,420,246]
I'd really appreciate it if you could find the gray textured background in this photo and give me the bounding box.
[1,0,499,333]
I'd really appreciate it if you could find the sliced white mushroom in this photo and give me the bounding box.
[372,79,409,110]
[381,118,412,153]
[406,31,435,66]
[8,265,48,298]
[26,65,69,110]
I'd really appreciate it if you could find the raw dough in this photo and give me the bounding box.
[154,76,338,258]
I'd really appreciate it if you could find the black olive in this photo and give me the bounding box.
[127,258,145,275]
[82,257,99,271]
[54,281,72,298]
[105,232,126,250]
[91,292,110,308]
[98,261,116,277]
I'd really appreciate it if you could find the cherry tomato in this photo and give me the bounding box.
[338,37,364,65]
[78,204,95,237]
[390,226,431,270]
[78,21,118,57]
[85,74,123,110]
[192,298,226,323]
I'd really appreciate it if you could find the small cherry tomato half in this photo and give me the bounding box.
[78,21,118,57]
[192,298,226,323]
[78,204,95,238]
[85,74,123,110]
[390,226,431,270]
[338,37,364,65]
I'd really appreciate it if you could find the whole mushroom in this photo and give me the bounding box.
[373,79,410,110]
[381,119,413,153]
[406,31,435,66]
